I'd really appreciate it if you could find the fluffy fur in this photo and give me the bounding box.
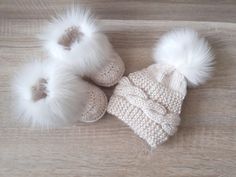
[11,60,88,128]
[39,7,115,76]
[153,28,214,86]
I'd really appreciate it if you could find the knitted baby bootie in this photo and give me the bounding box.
[89,51,125,87]
[80,83,107,123]
[40,7,125,87]
[11,60,107,128]
[107,29,214,147]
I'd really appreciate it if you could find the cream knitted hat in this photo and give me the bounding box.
[39,7,125,87]
[107,29,214,147]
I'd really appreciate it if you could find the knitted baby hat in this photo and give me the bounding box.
[107,29,214,147]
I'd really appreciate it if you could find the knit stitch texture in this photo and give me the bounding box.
[80,83,107,122]
[90,52,125,87]
[107,64,187,147]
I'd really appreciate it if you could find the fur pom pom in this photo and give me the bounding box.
[39,7,114,76]
[153,28,214,86]
[11,60,88,128]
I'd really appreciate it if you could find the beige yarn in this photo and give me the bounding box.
[57,25,125,87]
[107,64,187,147]
[58,26,83,51]
[31,78,48,102]
[80,83,108,123]
[90,52,125,87]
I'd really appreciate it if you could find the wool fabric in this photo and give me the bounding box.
[108,64,187,147]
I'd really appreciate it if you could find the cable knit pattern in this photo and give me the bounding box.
[128,70,184,114]
[107,65,186,147]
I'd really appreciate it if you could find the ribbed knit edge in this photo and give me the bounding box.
[107,95,169,147]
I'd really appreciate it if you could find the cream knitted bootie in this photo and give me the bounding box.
[40,7,125,87]
[107,29,214,147]
[80,83,107,123]
[11,60,107,128]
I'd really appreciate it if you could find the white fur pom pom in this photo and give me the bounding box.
[153,28,214,86]
[39,7,114,76]
[11,60,88,128]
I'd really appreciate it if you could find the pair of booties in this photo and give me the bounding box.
[12,8,125,128]
[12,8,214,147]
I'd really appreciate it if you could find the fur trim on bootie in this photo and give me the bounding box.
[39,7,125,87]
[11,59,107,128]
